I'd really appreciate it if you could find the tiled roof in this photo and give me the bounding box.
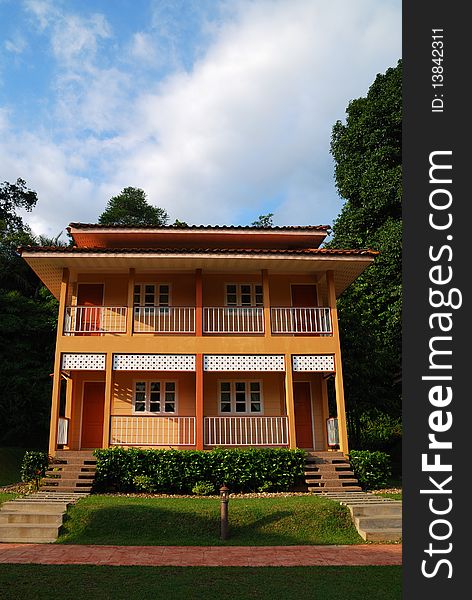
[20,245,378,257]
[68,223,331,232]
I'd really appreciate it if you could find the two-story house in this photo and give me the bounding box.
[20,224,377,459]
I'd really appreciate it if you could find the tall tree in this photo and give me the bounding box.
[0,180,58,447]
[251,213,274,227]
[328,60,402,447]
[99,187,169,226]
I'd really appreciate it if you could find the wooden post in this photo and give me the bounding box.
[102,352,113,448]
[195,353,204,450]
[195,269,203,336]
[262,269,271,337]
[48,267,69,456]
[284,354,297,449]
[320,376,329,450]
[326,270,349,454]
[126,268,136,335]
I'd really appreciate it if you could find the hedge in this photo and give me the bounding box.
[93,447,306,493]
[349,450,392,490]
[20,450,50,489]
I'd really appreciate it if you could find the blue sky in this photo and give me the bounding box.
[0,0,401,237]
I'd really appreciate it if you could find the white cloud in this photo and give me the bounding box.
[4,36,27,54]
[4,0,400,235]
[129,32,157,63]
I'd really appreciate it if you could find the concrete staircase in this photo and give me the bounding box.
[304,451,362,493]
[322,491,402,542]
[0,492,83,543]
[41,450,96,494]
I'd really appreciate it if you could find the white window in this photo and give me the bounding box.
[134,284,170,306]
[225,284,263,307]
[133,381,177,414]
[219,381,263,414]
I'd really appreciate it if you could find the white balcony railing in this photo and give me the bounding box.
[271,307,332,334]
[64,306,127,334]
[110,416,196,446]
[133,307,195,333]
[204,416,289,446]
[204,307,264,334]
[57,417,69,445]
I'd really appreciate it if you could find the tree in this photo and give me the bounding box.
[0,178,38,236]
[251,213,274,227]
[328,60,402,449]
[99,187,169,226]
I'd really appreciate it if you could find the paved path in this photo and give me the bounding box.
[0,544,401,567]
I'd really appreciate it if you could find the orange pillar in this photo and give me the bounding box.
[326,270,349,454]
[284,354,297,449]
[48,267,69,456]
[195,269,203,336]
[126,268,135,335]
[320,376,329,450]
[102,352,113,448]
[195,353,204,450]
[262,269,271,337]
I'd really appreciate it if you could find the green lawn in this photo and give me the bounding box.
[58,495,363,546]
[0,447,25,486]
[0,565,402,600]
[0,493,19,506]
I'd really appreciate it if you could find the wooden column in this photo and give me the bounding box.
[64,376,73,449]
[320,376,329,450]
[102,352,114,448]
[195,353,204,450]
[284,354,297,449]
[262,269,271,337]
[195,269,203,336]
[48,267,69,456]
[326,270,349,454]
[126,268,135,335]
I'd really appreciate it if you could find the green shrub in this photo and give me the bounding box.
[349,450,392,490]
[191,481,216,495]
[20,450,49,490]
[133,475,157,493]
[94,447,306,494]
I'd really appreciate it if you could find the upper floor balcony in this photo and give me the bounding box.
[63,305,332,336]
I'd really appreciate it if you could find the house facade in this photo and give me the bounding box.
[20,224,377,457]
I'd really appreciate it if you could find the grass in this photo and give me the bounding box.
[57,495,363,546]
[0,447,25,486]
[0,493,19,506]
[0,565,402,600]
[378,492,402,500]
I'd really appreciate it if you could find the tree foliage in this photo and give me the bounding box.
[251,213,274,228]
[328,60,402,447]
[99,187,169,226]
[0,181,57,447]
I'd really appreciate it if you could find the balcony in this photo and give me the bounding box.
[134,307,195,333]
[271,307,332,335]
[204,416,289,446]
[204,307,264,334]
[110,416,196,446]
[64,306,127,335]
[63,305,332,336]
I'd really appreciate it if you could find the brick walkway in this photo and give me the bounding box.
[0,544,401,567]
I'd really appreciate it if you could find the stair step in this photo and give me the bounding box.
[0,523,60,540]
[0,512,64,525]
[306,478,359,485]
[349,504,402,517]
[4,502,70,513]
[309,486,362,493]
[355,515,402,529]
[358,528,403,542]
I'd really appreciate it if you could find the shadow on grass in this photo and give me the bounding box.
[59,504,294,546]
[57,497,362,546]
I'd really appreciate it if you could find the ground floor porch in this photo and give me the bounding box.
[50,352,347,454]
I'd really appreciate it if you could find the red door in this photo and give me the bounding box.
[81,382,105,448]
[293,382,314,449]
[291,285,318,333]
[77,284,104,334]
[291,285,318,307]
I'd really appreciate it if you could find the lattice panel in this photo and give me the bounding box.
[113,354,196,371]
[292,355,335,372]
[61,353,106,370]
[204,355,285,372]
